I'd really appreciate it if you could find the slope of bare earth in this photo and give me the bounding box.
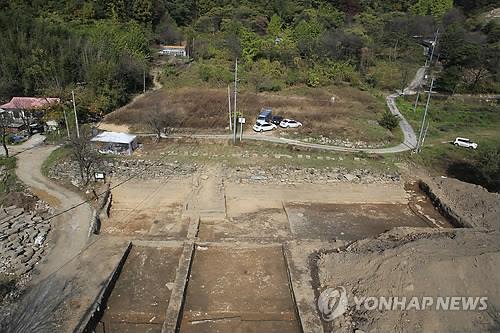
[421,176,500,231]
[316,228,500,333]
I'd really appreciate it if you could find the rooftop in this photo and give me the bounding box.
[161,45,186,49]
[0,97,60,110]
[91,131,137,144]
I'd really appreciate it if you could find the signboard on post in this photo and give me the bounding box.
[238,117,245,141]
[94,172,105,181]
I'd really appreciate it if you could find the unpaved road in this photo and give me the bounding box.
[15,144,92,280]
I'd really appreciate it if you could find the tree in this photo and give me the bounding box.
[411,0,453,17]
[69,129,100,185]
[144,105,179,142]
[132,0,153,26]
[0,112,12,157]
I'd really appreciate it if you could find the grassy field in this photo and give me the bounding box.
[0,157,17,193]
[397,96,500,190]
[0,157,19,197]
[105,85,400,145]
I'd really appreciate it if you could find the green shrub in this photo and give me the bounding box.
[0,274,17,299]
[258,79,282,92]
[379,110,400,130]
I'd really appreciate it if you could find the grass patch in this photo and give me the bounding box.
[397,96,500,190]
[41,146,72,176]
[0,157,19,195]
[106,84,397,145]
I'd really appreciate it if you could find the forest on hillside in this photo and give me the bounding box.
[0,0,499,120]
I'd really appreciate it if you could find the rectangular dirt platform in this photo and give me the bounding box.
[179,245,301,333]
[96,242,184,333]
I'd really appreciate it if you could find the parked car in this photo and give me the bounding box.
[253,122,277,132]
[279,119,302,128]
[453,137,478,149]
[271,115,283,125]
[8,134,27,144]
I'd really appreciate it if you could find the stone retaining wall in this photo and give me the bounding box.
[0,206,51,276]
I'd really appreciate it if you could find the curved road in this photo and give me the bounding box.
[15,142,92,281]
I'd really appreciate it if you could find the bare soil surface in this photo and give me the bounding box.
[15,144,92,281]
[58,159,496,333]
[1,237,129,333]
[98,243,183,333]
[423,176,500,230]
[103,179,192,239]
[180,245,301,333]
[285,203,443,241]
[316,229,500,333]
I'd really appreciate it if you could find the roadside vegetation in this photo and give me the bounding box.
[0,157,19,199]
[41,147,72,177]
[398,97,500,191]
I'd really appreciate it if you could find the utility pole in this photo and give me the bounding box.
[421,121,430,150]
[143,67,146,94]
[233,59,238,144]
[228,85,232,131]
[427,29,439,68]
[416,77,434,152]
[72,90,80,138]
[413,84,421,112]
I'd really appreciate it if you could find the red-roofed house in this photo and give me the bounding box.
[0,97,60,122]
[0,97,60,134]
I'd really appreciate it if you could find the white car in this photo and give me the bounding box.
[453,137,478,149]
[279,119,302,128]
[253,122,277,132]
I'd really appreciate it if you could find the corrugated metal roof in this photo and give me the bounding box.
[91,131,137,144]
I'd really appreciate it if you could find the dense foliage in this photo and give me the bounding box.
[0,1,152,118]
[0,0,499,121]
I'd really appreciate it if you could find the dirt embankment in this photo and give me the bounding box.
[317,228,500,333]
[420,176,500,230]
[314,176,500,333]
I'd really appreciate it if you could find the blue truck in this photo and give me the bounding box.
[256,107,272,124]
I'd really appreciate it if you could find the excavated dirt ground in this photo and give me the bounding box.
[86,163,469,333]
[180,245,301,333]
[317,229,500,333]
[98,243,183,333]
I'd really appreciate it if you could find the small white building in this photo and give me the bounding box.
[91,131,138,155]
[159,45,187,57]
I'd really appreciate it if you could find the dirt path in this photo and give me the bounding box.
[97,65,164,133]
[15,144,92,280]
